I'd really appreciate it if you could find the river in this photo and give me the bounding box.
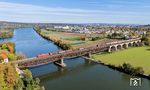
[1,28,150,90]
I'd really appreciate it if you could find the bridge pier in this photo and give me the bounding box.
[126,44,129,48]
[54,58,66,67]
[86,52,92,58]
[108,47,111,53]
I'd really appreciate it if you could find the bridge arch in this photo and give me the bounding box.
[133,41,138,46]
[117,44,122,50]
[128,42,133,47]
[122,43,128,49]
[109,46,117,52]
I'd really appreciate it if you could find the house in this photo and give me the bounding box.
[0,53,8,63]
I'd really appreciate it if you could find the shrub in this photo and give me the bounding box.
[134,67,144,75]
[121,63,144,75]
[139,42,145,47]
[7,53,17,61]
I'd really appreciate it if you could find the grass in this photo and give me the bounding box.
[65,37,81,41]
[92,47,150,75]
[40,30,108,49]
[70,42,86,45]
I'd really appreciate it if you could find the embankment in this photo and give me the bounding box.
[34,28,72,50]
[82,56,150,80]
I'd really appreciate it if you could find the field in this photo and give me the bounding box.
[40,29,115,49]
[92,47,150,75]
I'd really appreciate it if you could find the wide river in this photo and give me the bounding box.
[2,28,150,90]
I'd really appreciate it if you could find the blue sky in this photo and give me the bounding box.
[0,0,150,24]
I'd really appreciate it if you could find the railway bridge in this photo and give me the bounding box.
[13,38,141,69]
[107,38,141,52]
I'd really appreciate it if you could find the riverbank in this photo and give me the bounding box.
[87,47,150,79]
[83,56,150,80]
[0,28,14,39]
[34,28,72,50]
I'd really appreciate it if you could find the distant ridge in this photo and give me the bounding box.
[0,21,144,26]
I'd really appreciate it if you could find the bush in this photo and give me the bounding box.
[134,67,144,75]
[121,63,144,75]
[54,40,72,50]
[0,42,15,53]
[139,42,145,47]
[142,32,150,46]
[91,37,101,41]
[80,36,86,41]
[23,69,45,90]
[7,53,17,61]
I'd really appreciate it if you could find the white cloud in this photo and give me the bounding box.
[0,2,105,16]
[0,1,150,24]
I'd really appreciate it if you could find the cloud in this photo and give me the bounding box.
[88,0,150,10]
[0,2,105,17]
[0,1,150,24]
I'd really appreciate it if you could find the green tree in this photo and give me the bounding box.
[142,32,150,46]
[134,67,144,75]
[1,44,7,50]
[7,53,17,61]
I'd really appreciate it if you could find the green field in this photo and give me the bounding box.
[40,30,108,49]
[92,47,150,75]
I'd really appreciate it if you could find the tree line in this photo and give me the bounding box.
[0,63,44,90]
[0,41,45,90]
[0,30,13,39]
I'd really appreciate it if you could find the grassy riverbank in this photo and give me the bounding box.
[35,28,72,50]
[34,28,115,49]
[92,47,150,75]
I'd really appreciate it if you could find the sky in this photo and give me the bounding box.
[0,0,150,24]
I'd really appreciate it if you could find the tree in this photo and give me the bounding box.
[134,67,144,75]
[80,36,86,41]
[0,65,8,90]
[142,32,150,46]
[5,63,19,89]
[7,44,15,53]
[121,63,144,75]
[122,63,133,73]
[1,44,7,50]
[0,57,3,63]
[7,53,17,61]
